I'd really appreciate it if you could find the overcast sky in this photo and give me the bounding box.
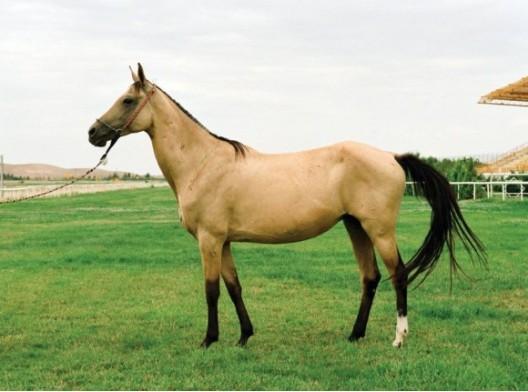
[1,0,527,175]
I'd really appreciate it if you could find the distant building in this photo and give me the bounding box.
[478,76,528,175]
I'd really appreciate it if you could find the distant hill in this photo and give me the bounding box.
[2,163,151,180]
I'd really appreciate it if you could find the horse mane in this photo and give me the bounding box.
[153,83,247,157]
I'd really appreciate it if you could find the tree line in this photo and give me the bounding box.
[421,156,482,182]
[405,156,483,199]
[408,156,526,199]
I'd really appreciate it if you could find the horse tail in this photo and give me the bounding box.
[394,153,486,285]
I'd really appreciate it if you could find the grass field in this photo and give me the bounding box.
[0,188,526,390]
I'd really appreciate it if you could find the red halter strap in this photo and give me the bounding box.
[96,85,156,136]
[121,86,156,131]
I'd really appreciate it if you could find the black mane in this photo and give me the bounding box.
[153,84,247,157]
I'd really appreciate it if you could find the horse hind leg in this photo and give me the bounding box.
[369,229,408,347]
[343,215,381,341]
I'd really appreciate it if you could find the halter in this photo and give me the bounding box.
[96,85,157,157]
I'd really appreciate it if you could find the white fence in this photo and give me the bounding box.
[0,180,525,202]
[406,181,527,201]
[0,181,168,201]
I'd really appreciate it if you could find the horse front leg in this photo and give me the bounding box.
[198,232,224,348]
[221,242,254,346]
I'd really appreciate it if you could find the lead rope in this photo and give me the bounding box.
[0,136,120,205]
[1,84,157,205]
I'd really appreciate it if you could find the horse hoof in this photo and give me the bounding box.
[392,339,402,348]
[236,338,248,347]
[236,331,254,347]
[349,331,365,342]
[200,336,218,348]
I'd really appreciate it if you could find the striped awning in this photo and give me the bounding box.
[479,75,528,107]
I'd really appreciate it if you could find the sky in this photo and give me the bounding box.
[1,0,528,175]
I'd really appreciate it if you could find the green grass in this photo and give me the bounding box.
[0,188,527,390]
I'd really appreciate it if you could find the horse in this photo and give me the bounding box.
[88,63,486,348]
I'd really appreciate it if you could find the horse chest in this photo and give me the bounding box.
[177,204,191,230]
[177,205,185,225]
[176,202,201,235]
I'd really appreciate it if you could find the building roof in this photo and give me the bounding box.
[479,75,528,107]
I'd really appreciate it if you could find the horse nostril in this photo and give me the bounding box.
[89,127,96,137]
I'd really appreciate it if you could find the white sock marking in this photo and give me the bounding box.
[392,314,408,348]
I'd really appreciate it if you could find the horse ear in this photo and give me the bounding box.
[129,65,139,83]
[137,63,146,86]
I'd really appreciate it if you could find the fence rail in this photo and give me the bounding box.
[0,181,168,201]
[406,181,527,201]
[0,180,525,202]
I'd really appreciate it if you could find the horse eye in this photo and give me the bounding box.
[123,97,135,105]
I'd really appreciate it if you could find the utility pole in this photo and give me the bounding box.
[0,154,4,199]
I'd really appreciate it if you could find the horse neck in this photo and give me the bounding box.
[148,90,223,195]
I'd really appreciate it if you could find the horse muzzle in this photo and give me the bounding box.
[88,123,119,147]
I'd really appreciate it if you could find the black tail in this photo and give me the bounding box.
[395,154,487,285]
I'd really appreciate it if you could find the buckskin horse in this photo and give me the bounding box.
[88,64,485,348]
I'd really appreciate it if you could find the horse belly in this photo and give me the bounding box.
[228,193,343,243]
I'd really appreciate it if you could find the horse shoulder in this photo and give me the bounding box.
[177,162,237,237]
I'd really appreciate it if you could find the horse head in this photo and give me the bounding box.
[88,63,155,147]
